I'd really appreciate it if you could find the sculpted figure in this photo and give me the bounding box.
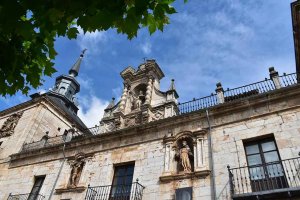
[176,140,193,173]
[69,153,85,188]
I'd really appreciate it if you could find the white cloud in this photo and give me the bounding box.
[140,42,152,55]
[78,95,108,127]
[77,27,107,56]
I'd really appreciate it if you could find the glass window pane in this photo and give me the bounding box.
[126,165,134,175]
[125,175,133,185]
[249,166,265,180]
[247,154,262,166]
[266,163,284,177]
[118,168,126,176]
[264,151,279,163]
[261,141,276,152]
[245,144,259,155]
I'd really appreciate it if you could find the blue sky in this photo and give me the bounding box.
[0,0,296,127]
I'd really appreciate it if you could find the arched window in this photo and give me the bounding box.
[58,87,65,94]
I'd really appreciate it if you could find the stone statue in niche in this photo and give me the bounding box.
[130,90,145,111]
[68,152,85,188]
[176,140,193,173]
[0,111,23,138]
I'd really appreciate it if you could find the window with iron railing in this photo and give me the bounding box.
[244,137,288,192]
[28,176,45,200]
[111,163,135,200]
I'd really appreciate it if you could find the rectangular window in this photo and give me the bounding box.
[175,187,192,200]
[244,137,288,192]
[28,176,45,200]
[110,163,135,200]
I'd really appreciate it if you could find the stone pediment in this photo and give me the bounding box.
[120,66,136,80]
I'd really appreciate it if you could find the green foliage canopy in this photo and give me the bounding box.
[0,0,183,96]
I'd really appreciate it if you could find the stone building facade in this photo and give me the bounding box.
[0,1,300,200]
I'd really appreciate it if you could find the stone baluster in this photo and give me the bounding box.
[119,84,128,111]
[215,82,224,104]
[145,77,153,105]
[269,66,281,89]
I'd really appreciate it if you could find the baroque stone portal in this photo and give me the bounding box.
[68,152,85,188]
[0,111,23,138]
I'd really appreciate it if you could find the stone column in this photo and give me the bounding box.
[145,77,154,105]
[215,82,224,104]
[269,67,282,89]
[119,84,128,111]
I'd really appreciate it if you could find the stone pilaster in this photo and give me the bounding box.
[197,137,205,168]
[145,77,154,105]
[163,140,175,175]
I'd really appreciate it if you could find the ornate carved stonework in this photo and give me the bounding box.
[152,109,164,121]
[0,111,23,138]
[103,121,115,132]
[68,152,85,188]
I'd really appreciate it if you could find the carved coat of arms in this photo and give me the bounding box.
[0,111,23,138]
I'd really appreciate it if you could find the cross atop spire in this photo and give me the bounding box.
[69,49,87,77]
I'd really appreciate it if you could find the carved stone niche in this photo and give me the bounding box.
[56,152,89,194]
[160,130,210,182]
[0,111,23,138]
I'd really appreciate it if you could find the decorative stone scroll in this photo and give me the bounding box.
[0,111,23,138]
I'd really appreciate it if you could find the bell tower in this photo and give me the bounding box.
[99,59,179,133]
[50,50,86,114]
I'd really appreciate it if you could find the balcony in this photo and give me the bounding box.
[227,156,300,199]
[85,182,145,200]
[7,193,45,200]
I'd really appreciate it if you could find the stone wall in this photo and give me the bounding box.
[210,86,300,199]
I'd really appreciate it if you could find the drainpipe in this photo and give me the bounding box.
[48,132,68,200]
[206,109,217,200]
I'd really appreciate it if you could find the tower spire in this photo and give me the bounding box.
[69,49,87,77]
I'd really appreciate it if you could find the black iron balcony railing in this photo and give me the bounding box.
[279,72,299,87]
[178,94,218,114]
[85,182,145,200]
[8,193,45,200]
[178,72,298,114]
[227,156,300,199]
[223,78,275,102]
